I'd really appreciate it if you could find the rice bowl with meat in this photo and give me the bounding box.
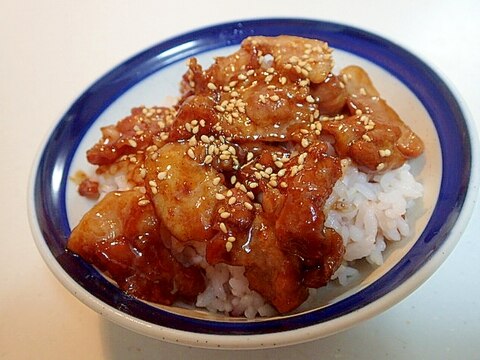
[66,35,425,318]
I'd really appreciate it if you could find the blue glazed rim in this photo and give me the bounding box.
[32,18,472,335]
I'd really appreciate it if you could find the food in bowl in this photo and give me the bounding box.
[67,35,424,317]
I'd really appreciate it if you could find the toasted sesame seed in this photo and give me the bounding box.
[216,193,226,200]
[151,187,158,195]
[226,190,233,197]
[270,94,280,102]
[187,148,195,159]
[244,202,253,210]
[280,181,288,188]
[298,153,308,164]
[359,87,367,96]
[213,177,221,186]
[362,134,372,142]
[199,119,206,127]
[225,242,233,252]
[268,180,278,187]
[220,211,231,219]
[228,197,237,205]
[220,222,228,234]
[157,172,167,180]
[230,175,237,185]
[227,236,236,243]
[306,95,315,104]
[376,163,385,171]
[128,139,138,147]
[246,191,255,200]
[207,82,217,90]
[192,126,199,134]
[149,180,157,187]
[246,152,254,161]
[274,160,284,168]
[204,155,213,164]
[137,199,150,206]
[200,135,210,143]
[278,168,287,177]
[249,182,259,189]
[301,138,310,148]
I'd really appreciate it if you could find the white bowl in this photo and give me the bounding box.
[29,19,479,349]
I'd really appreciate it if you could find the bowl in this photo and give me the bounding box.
[28,19,479,349]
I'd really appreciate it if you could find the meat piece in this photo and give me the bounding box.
[310,73,348,115]
[144,142,226,243]
[322,66,424,172]
[274,143,345,287]
[175,35,335,143]
[67,190,205,305]
[86,106,175,165]
[206,211,308,314]
[77,178,100,199]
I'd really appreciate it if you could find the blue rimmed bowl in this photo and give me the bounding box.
[28,19,479,349]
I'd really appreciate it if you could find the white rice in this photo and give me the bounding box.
[92,160,423,318]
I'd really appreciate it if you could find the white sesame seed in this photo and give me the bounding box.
[247,191,255,200]
[137,199,150,206]
[227,236,236,243]
[301,138,310,148]
[244,202,253,210]
[207,82,217,90]
[220,222,228,234]
[213,177,221,186]
[128,139,138,148]
[187,148,195,159]
[225,242,233,252]
[220,211,231,219]
[249,182,259,189]
[376,163,385,171]
[228,197,237,205]
[306,95,315,104]
[246,152,254,161]
[270,94,280,102]
[157,172,167,180]
[230,175,237,185]
[215,193,226,200]
[280,181,288,188]
[204,155,213,164]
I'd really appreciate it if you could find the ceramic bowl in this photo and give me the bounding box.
[29,19,479,349]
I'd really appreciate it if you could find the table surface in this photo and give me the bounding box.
[2,1,479,359]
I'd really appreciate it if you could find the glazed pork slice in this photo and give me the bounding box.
[322,66,424,172]
[67,189,206,305]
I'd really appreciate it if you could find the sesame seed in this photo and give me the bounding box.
[220,222,228,234]
[362,134,372,142]
[207,82,217,90]
[278,168,287,177]
[199,119,206,127]
[298,153,308,165]
[225,242,233,252]
[157,172,167,180]
[228,197,237,205]
[226,190,233,197]
[249,182,259,189]
[192,126,199,134]
[274,161,284,168]
[213,177,221,186]
[268,180,278,187]
[220,211,231,219]
[204,155,213,164]
[128,139,138,148]
[301,138,310,148]
[237,74,247,80]
[187,148,195,159]
[359,87,367,96]
[185,123,192,132]
[376,163,385,171]
[215,105,225,112]
[246,191,255,200]
[270,94,280,102]
[246,152,254,161]
[137,199,150,206]
[280,181,288,188]
[230,175,237,185]
[227,236,236,243]
[149,180,157,187]
[244,202,253,210]
[216,193,226,200]
[306,95,315,104]
[151,187,158,195]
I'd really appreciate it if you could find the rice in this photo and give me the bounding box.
[93,160,423,318]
